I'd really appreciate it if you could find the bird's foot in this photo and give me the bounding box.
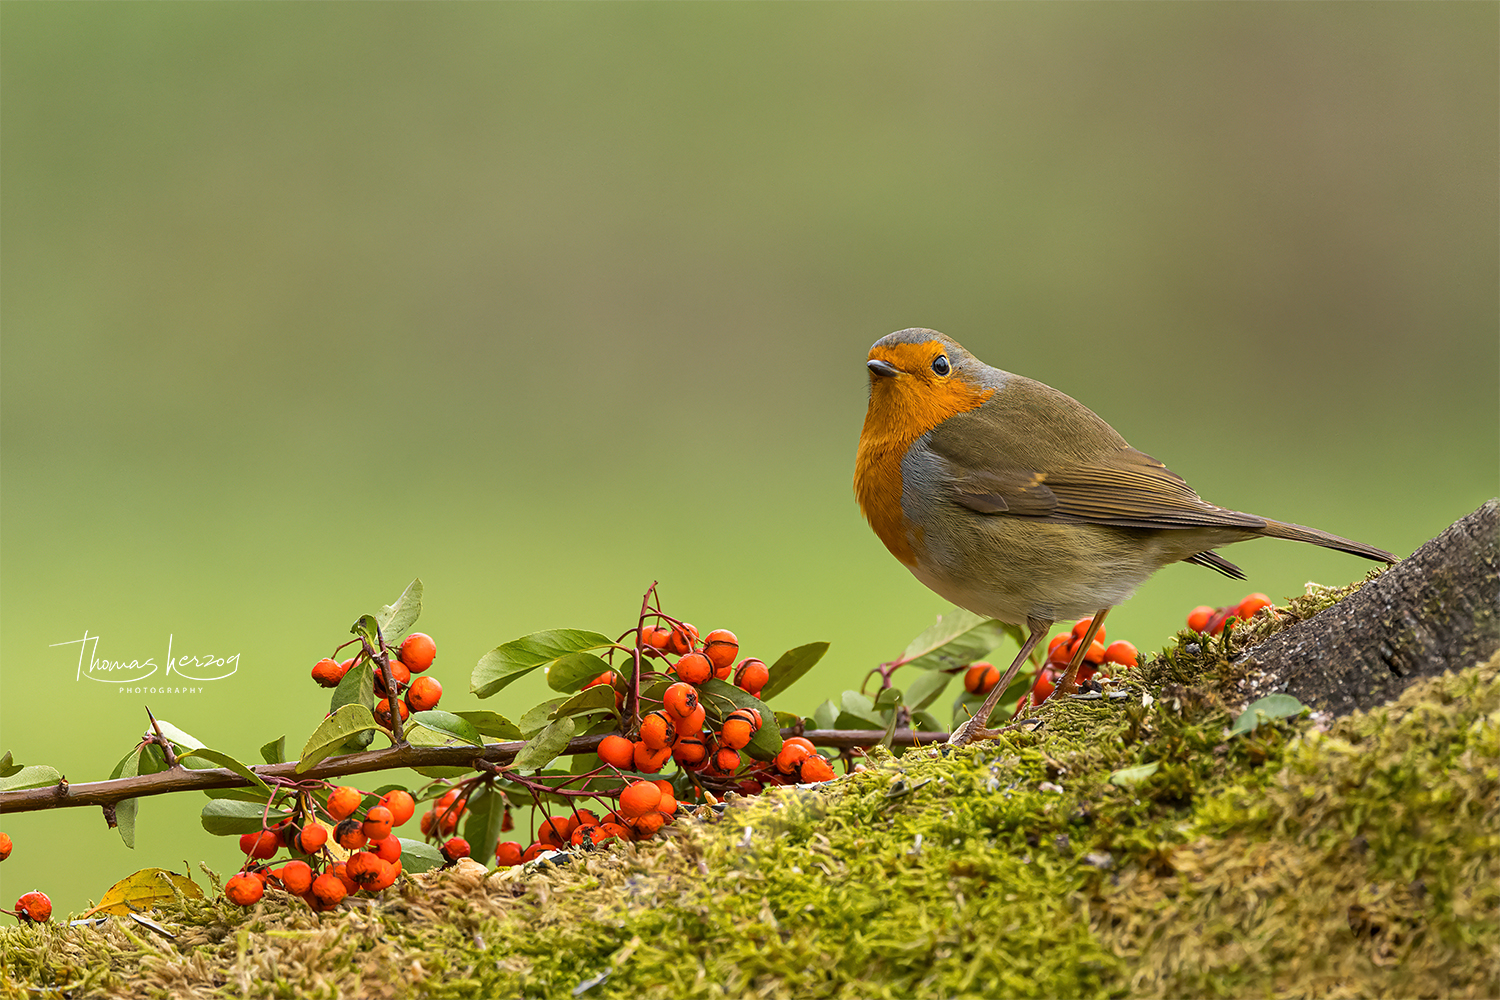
[947,715,1045,747]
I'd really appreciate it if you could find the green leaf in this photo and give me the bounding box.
[177,749,272,796]
[834,711,885,732]
[0,751,20,778]
[1229,694,1306,737]
[812,699,839,730]
[510,716,577,773]
[680,679,782,759]
[297,704,379,773]
[350,613,381,649]
[200,798,287,836]
[874,687,903,710]
[519,698,567,737]
[203,786,277,802]
[331,658,375,714]
[408,711,485,748]
[1109,760,1161,786]
[410,763,477,780]
[472,629,615,699]
[398,837,446,874]
[546,652,616,693]
[115,750,141,849]
[911,710,945,735]
[758,641,830,701]
[463,785,508,868]
[259,737,286,766]
[375,579,423,646]
[899,608,1023,674]
[0,764,63,792]
[151,719,205,752]
[551,684,618,721]
[903,669,953,711]
[453,711,523,741]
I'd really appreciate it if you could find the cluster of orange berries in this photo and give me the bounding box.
[491,777,683,865]
[311,632,442,730]
[0,834,50,926]
[224,784,457,910]
[1187,592,1274,636]
[960,617,1140,714]
[592,622,837,786]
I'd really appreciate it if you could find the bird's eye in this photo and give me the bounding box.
[931,355,950,376]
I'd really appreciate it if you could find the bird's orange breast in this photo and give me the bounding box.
[854,345,996,564]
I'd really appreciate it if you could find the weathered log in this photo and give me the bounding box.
[1235,499,1498,716]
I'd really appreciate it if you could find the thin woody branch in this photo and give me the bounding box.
[0,729,948,816]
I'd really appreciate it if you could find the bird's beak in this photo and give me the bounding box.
[866,358,901,378]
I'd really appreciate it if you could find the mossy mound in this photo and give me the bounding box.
[4,591,1497,998]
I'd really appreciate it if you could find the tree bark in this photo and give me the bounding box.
[1235,499,1499,716]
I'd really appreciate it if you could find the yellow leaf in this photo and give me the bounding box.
[79,867,203,918]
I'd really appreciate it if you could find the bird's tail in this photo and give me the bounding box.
[1259,518,1397,563]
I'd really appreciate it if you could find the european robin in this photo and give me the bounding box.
[853,328,1397,745]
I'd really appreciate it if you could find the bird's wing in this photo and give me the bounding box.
[922,410,1265,532]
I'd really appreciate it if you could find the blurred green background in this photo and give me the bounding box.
[3,3,1495,914]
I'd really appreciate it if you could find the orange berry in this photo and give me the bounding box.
[330,862,358,895]
[0,832,11,862]
[633,741,672,773]
[662,682,699,720]
[374,697,409,729]
[373,658,412,696]
[368,857,400,891]
[571,809,601,828]
[673,652,713,685]
[345,852,388,889]
[798,755,836,782]
[275,860,313,895]
[362,805,394,842]
[1187,605,1216,632]
[672,734,710,768]
[654,788,678,816]
[964,662,998,694]
[628,811,666,837]
[775,742,812,774]
[310,872,348,907]
[335,817,368,850]
[296,824,328,854]
[782,736,816,756]
[639,625,670,649]
[618,780,663,818]
[419,811,437,836]
[495,841,524,866]
[379,790,416,827]
[720,717,755,750]
[1237,593,1273,622]
[522,842,549,862]
[311,657,346,688]
[370,835,402,863]
[710,746,742,775]
[596,822,630,842]
[597,733,636,769]
[1071,617,1106,644]
[702,629,739,670]
[326,785,362,821]
[1083,640,1106,665]
[1103,640,1138,668]
[438,807,462,834]
[225,873,264,907]
[239,830,280,860]
[583,670,618,691]
[537,816,573,848]
[405,676,442,713]
[677,704,707,734]
[399,632,436,672]
[441,838,471,863]
[1046,634,1071,662]
[1031,667,1058,706]
[665,623,699,656]
[639,711,677,751]
[733,658,770,696]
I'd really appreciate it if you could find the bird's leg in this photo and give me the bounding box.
[1047,608,1110,701]
[948,617,1051,746]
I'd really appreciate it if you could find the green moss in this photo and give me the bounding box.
[3,583,1495,999]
